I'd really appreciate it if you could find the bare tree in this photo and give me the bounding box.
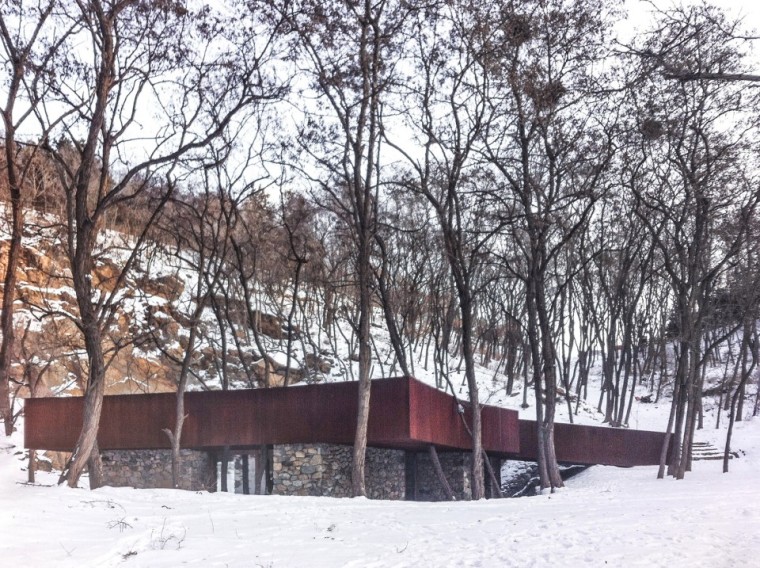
[274,0,410,497]
[279,193,314,386]
[722,244,760,472]
[386,1,499,499]
[0,0,63,436]
[627,4,760,480]
[583,188,659,427]
[477,0,619,490]
[30,0,285,488]
[154,175,237,488]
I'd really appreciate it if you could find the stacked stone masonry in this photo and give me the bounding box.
[272,443,406,499]
[99,446,495,501]
[101,449,216,491]
[408,451,473,501]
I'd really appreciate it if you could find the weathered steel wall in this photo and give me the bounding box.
[24,378,667,467]
[515,420,670,467]
[24,377,519,455]
[408,379,519,453]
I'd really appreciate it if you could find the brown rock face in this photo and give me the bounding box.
[6,240,177,399]
[252,310,299,340]
[135,274,185,302]
[104,349,176,395]
[251,356,304,388]
[304,353,332,374]
[92,258,121,292]
[4,224,308,418]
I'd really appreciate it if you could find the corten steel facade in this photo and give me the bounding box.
[24,376,669,467]
[515,420,671,467]
[24,377,519,455]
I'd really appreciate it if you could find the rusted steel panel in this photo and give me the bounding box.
[101,394,176,449]
[25,379,668,466]
[408,379,468,448]
[24,393,177,451]
[407,380,519,454]
[482,404,520,454]
[515,420,670,467]
[24,395,84,451]
[24,377,523,454]
[183,377,410,448]
[368,377,412,446]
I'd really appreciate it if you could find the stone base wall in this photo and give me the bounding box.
[408,451,473,501]
[485,456,504,499]
[99,446,497,500]
[101,449,216,491]
[272,443,405,499]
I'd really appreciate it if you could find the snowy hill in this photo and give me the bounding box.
[3,202,760,565]
[1,410,759,566]
[2,204,760,567]
[3,202,760,472]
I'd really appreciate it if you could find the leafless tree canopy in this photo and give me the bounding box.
[1,0,758,493]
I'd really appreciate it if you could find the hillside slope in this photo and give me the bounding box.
[1,410,758,567]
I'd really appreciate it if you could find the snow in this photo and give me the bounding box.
[2,416,759,567]
[3,205,760,567]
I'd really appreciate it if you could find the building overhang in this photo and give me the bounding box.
[24,376,671,467]
[24,376,520,455]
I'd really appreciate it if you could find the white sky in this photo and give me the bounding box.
[626,0,760,36]
[631,0,760,22]
[634,1,760,71]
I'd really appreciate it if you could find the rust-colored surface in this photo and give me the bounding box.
[408,379,519,453]
[24,377,668,466]
[514,420,670,467]
[24,377,518,455]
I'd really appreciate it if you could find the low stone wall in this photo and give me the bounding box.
[272,443,405,499]
[408,451,473,501]
[99,445,497,500]
[101,449,216,491]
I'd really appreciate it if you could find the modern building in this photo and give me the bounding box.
[24,376,668,500]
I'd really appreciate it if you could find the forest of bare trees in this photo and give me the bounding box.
[0,0,759,496]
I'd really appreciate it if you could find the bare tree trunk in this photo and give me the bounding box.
[352,231,373,497]
[0,182,21,435]
[526,264,564,491]
[231,237,271,387]
[0,1,54,437]
[64,313,107,488]
[59,0,117,488]
[481,450,502,499]
[676,331,703,479]
[659,342,685,479]
[459,295,485,500]
[374,235,411,378]
[27,449,36,484]
[281,204,307,385]
[0,56,26,437]
[87,441,104,489]
[724,321,757,472]
[163,310,201,488]
[428,445,454,501]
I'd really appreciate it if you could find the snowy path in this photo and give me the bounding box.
[2,420,759,568]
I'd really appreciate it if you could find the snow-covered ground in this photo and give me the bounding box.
[3,204,760,566]
[2,415,758,567]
